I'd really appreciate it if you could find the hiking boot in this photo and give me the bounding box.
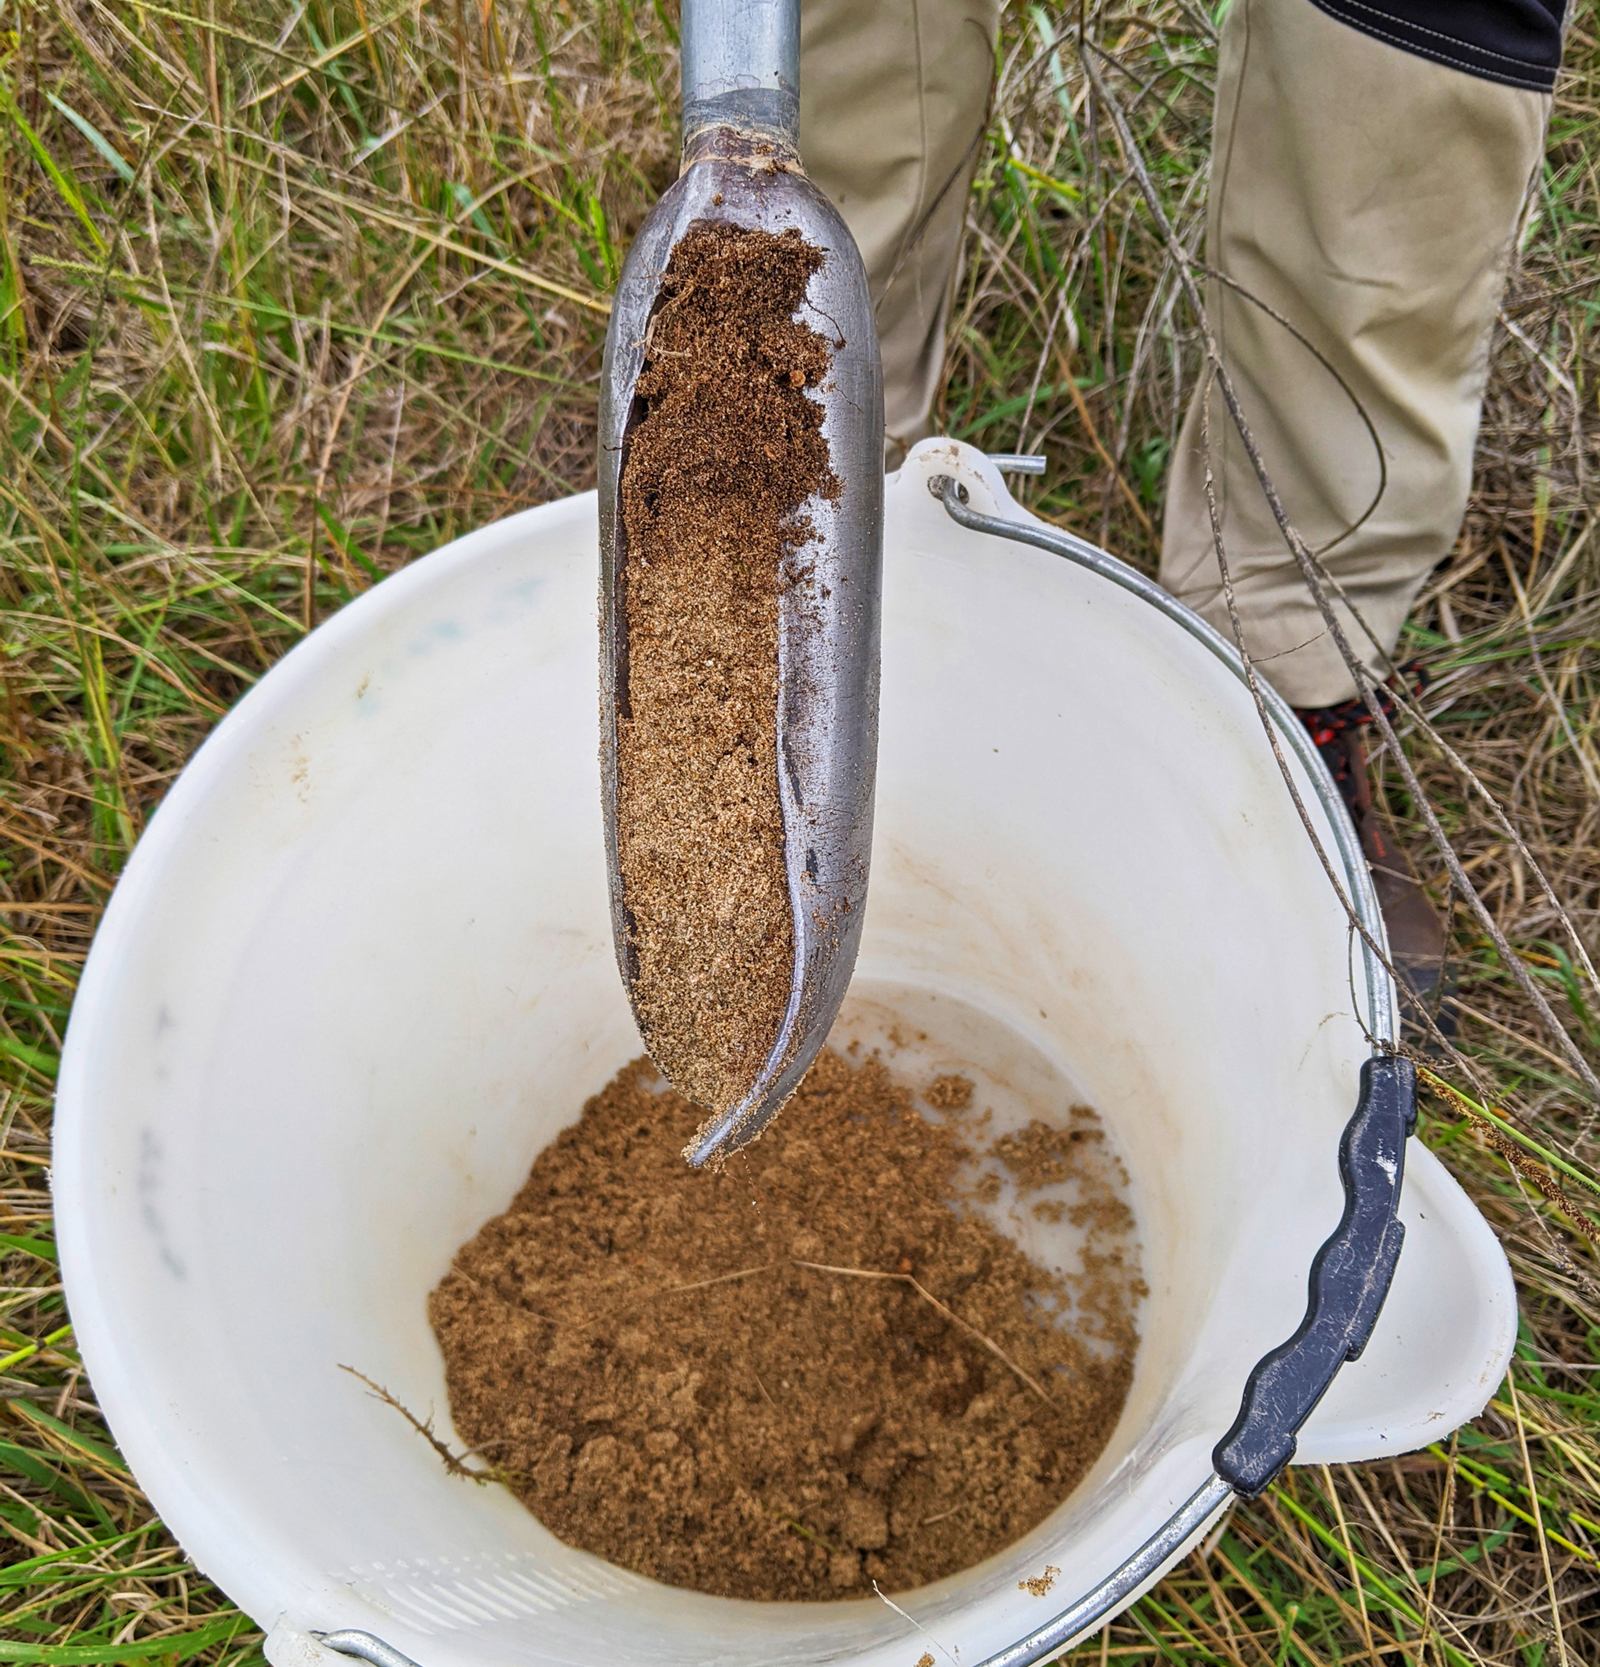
[1298,703,1453,1040]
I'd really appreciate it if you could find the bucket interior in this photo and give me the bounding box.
[59,453,1377,1667]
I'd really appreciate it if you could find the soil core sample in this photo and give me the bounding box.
[429,1049,1143,1601]
[614,223,836,1116]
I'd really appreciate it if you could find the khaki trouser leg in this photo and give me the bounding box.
[1159,0,1549,708]
[800,0,1002,464]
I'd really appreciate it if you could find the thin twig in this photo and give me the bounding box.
[1507,1366,1571,1667]
[1053,342,1157,539]
[872,1580,961,1667]
[789,1259,1057,1405]
[338,1365,495,1482]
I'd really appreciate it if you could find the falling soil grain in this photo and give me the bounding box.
[615,222,836,1117]
[429,1049,1141,1601]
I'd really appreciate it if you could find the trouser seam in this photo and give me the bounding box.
[895,0,930,308]
[1207,0,1255,543]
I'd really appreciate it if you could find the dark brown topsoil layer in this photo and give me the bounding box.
[615,223,835,1117]
[429,1049,1141,1601]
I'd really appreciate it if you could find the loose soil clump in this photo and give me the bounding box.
[429,1049,1141,1601]
[615,223,835,1116]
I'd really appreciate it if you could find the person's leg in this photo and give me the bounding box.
[800,0,1002,463]
[1159,0,1557,709]
[1160,0,1561,1018]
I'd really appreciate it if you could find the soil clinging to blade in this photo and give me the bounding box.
[614,223,836,1118]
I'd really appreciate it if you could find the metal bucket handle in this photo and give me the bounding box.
[936,459,1416,1664]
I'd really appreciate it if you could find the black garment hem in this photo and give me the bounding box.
[1306,0,1564,93]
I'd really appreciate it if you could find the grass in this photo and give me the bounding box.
[1,0,1597,1661]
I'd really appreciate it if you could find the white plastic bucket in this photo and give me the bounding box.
[55,440,1514,1667]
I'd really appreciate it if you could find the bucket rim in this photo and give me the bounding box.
[55,449,1421,1667]
[304,445,1417,1667]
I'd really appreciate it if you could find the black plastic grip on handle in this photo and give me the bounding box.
[1213,1055,1418,1497]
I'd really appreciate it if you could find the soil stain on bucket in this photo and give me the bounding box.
[429,1049,1142,1600]
[614,223,836,1120]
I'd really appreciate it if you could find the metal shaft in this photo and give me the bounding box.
[681,0,800,150]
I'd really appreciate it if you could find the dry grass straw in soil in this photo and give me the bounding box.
[1,0,1597,1661]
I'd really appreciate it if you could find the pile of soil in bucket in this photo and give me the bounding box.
[614,222,836,1121]
[429,1048,1143,1601]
